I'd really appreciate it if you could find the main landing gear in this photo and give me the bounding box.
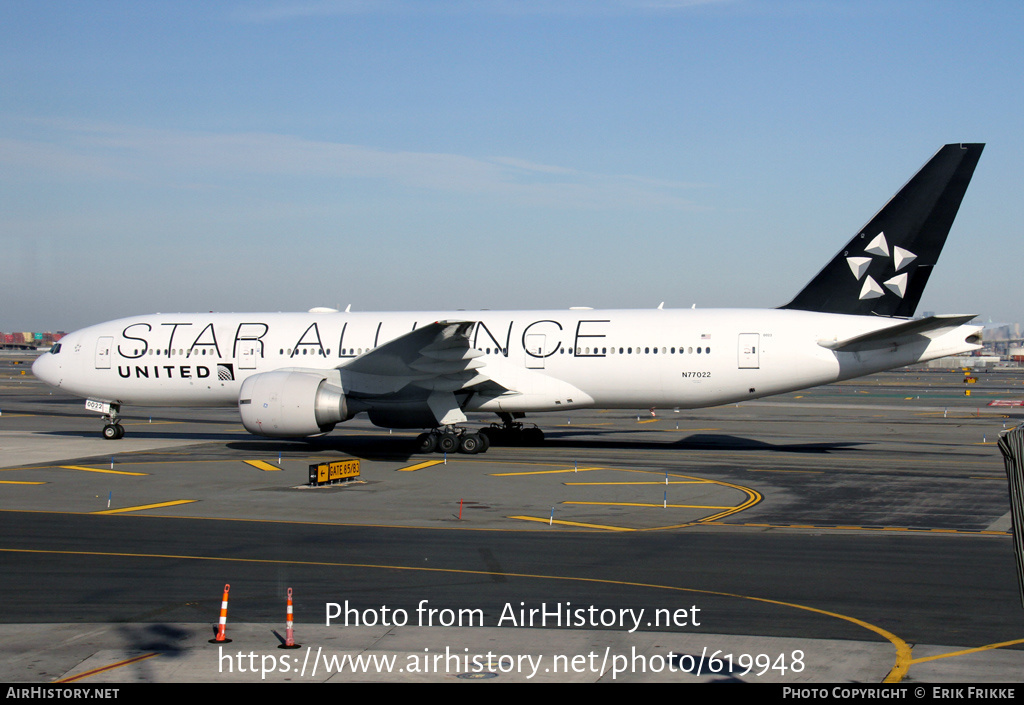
[415,427,490,455]
[482,412,545,447]
[413,413,546,455]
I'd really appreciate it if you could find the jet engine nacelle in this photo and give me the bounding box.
[238,370,351,437]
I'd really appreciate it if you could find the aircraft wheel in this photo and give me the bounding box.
[415,432,437,454]
[524,427,544,446]
[437,433,459,454]
[102,424,122,440]
[459,433,483,454]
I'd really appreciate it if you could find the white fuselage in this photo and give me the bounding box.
[32,307,981,417]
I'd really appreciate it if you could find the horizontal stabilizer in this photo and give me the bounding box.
[818,314,977,353]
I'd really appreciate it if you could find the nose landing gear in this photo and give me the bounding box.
[102,422,125,440]
[87,400,125,440]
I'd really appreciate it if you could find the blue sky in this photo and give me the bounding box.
[2,0,1021,331]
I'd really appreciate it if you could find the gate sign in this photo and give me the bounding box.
[308,459,361,486]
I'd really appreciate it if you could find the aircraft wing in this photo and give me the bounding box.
[336,320,504,425]
[338,320,493,392]
[818,314,977,353]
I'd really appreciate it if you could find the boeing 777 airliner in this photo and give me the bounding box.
[32,144,985,454]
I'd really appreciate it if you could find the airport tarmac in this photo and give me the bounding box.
[1,354,1023,683]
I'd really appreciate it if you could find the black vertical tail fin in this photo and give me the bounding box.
[781,143,984,317]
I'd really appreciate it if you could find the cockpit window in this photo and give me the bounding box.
[50,343,61,354]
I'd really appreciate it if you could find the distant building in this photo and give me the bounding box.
[0,331,64,350]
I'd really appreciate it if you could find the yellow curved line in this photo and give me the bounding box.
[695,480,762,523]
[607,469,762,524]
[0,545,910,681]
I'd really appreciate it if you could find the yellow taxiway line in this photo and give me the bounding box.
[55,652,161,683]
[507,516,635,531]
[492,467,603,476]
[398,460,446,472]
[59,465,148,476]
[0,544,913,682]
[564,501,735,509]
[564,480,708,486]
[243,459,282,472]
[93,500,197,515]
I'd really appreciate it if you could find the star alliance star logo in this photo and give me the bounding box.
[845,232,916,301]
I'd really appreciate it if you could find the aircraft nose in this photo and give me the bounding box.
[32,351,60,387]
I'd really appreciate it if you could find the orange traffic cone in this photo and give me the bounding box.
[209,584,233,643]
[279,587,300,649]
